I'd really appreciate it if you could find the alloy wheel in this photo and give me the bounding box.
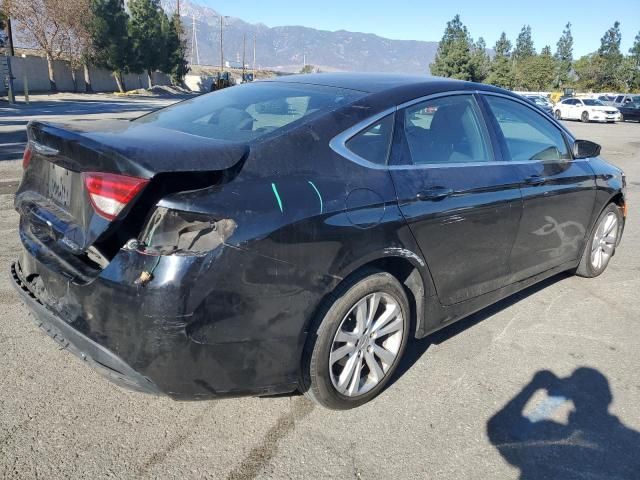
[329,292,404,397]
[591,212,618,270]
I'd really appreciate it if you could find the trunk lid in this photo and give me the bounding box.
[16,120,248,278]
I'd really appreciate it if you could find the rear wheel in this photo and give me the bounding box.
[555,109,562,120]
[581,111,590,123]
[576,203,622,278]
[300,269,410,409]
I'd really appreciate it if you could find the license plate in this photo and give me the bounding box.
[48,163,72,208]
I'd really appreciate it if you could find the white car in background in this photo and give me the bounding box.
[554,98,620,123]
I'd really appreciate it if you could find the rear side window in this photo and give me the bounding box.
[136,82,364,143]
[401,95,492,165]
[345,114,394,165]
[485,96,570,162]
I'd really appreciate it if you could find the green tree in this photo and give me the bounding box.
[162,12,189,84]
[554,22,573,88]
[514,25,536,60]
[90,0,131,92]
[629,31,640,90]
[429,14,474,80]
[597,21,623,89]
[470,37,490,83]
[299,64,316,74]
[515,46,556,91]
[630,31,640,66]
[486,32,514,88]
[129,0,165,88]
[573,54,606,91]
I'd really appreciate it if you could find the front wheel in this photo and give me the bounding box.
[555,109,562,120]
[300,269,410,409]
[581,111,590,123]
[576,203,622,278]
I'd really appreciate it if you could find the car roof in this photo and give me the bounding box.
[263,72,484,94]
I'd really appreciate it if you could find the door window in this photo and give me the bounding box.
[485,96,571,162]
[401,95,492,165]
[345,114,395,165]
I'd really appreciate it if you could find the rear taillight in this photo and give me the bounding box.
[22,144,33,170]
[83,172,149,221]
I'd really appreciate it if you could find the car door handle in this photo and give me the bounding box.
[524,175,546,186]
[416,186,454,201]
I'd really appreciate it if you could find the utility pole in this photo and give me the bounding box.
[176,0,180,16]
[190,14,200,65]
[252,34,256,74]
[219,16,224,72]
[242,33,246,80]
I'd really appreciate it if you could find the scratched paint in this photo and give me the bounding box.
[308,181,323,214]
[271,183,284,213]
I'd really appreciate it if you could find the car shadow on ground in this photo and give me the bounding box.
[388,272,572,387]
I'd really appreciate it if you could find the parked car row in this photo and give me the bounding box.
[519,92,640,124]
[554,98,621,123]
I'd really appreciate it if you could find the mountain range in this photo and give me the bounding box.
[162,0,439,74]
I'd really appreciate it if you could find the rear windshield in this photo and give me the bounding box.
[135,82,365,142]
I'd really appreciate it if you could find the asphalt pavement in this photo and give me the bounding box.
[0,95,638,479]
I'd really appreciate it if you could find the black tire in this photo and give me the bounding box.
[576,203,622,278]
[555,109,562,120]
[300,268,410,410]
[581,111,590,123]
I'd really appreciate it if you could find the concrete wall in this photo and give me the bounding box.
[1,56,172,94]
[184,74,214,93]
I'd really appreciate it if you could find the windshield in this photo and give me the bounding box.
[583,99,604,106]
[136,82,365,142]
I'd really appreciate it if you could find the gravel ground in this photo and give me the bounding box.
[0,97,638,479]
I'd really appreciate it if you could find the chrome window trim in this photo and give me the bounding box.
[329,89,583,171]
[328,106,396,170]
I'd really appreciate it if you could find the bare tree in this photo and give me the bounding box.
[58,0,93,91]
[5,0,91,91]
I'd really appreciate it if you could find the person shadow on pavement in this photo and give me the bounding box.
[487,368,640,480]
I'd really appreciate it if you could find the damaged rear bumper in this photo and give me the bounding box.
[10,262,162,395]
[10,240,326,399]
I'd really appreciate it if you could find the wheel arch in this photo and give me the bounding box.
[308,253,433,342]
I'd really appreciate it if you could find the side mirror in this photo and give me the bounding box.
[573,139,601,159]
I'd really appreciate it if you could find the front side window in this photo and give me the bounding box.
[401,95,492,165]
[485,96,571,162]
[136,82,364,143]
[345,114,394,165]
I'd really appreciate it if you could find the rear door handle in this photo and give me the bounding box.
[524,175,546,186]
[416,186,454,201]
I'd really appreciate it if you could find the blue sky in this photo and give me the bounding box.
[198,0,640,58]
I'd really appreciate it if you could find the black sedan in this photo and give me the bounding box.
[11,74,626,409]
[619,102,640,122]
